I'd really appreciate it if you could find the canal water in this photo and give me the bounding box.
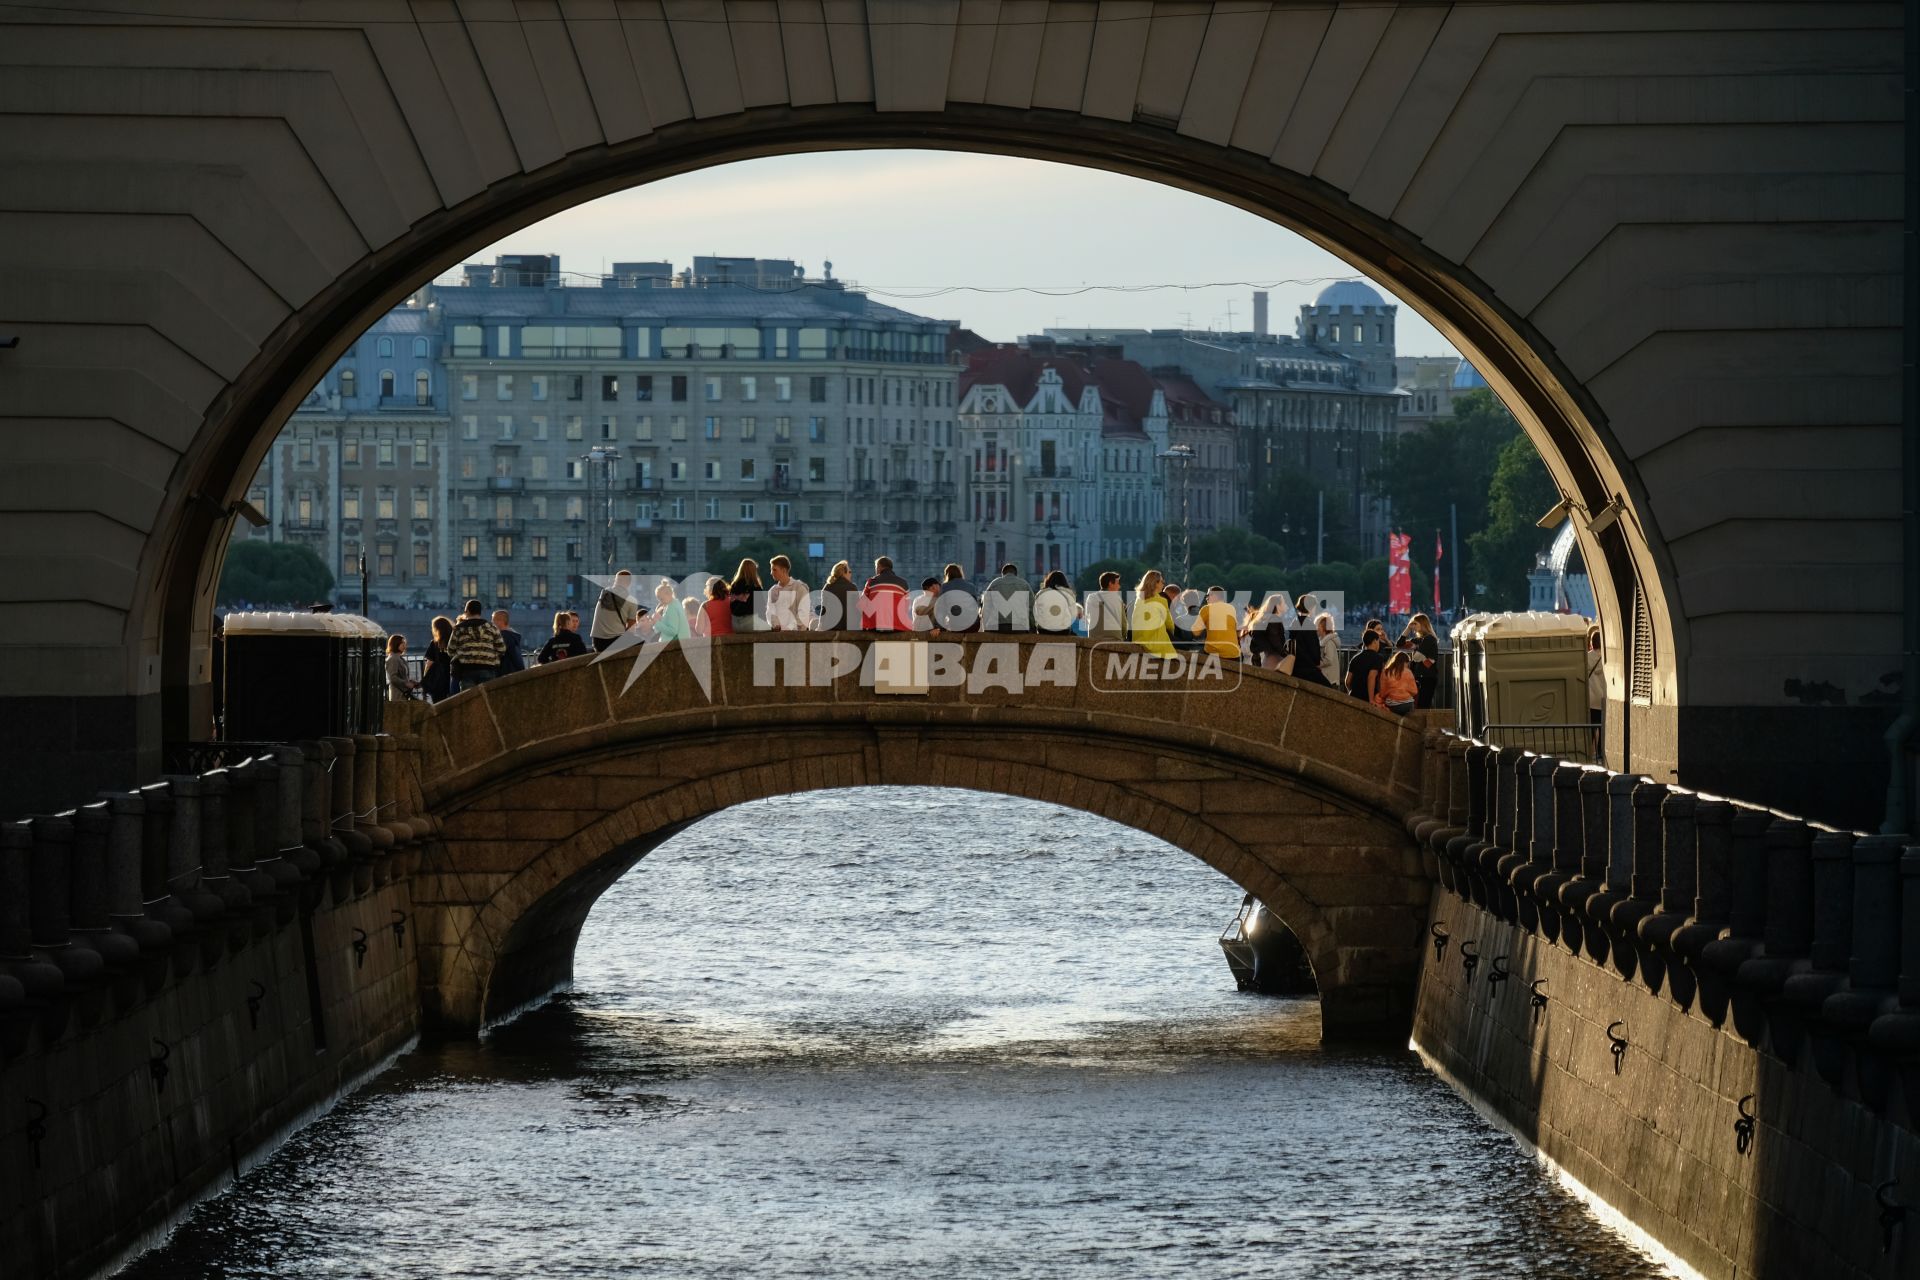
[120,788,1671,1279]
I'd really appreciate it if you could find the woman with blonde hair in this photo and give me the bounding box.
[1401,611,1441,707]
[1239,592,1294,672]
[1314,611,1341,685]
[821,559,858,631]
[1129,569,1176,656]
[650,579,691,644]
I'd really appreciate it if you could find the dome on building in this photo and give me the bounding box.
[1313,279,1387,308]
[1451,359,1488,390]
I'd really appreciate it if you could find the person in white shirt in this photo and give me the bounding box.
[765,554,813,631]
[590,569,640,652]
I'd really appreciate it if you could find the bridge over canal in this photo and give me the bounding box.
[397,634,1431,1039]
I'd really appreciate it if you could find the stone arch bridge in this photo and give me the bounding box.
[395,634,1431,1041]
[0,1,1906,834]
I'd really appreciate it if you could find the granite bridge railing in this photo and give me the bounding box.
[1400,730,1920,1279]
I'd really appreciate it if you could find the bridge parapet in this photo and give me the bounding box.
[410,634,1428,822]
[0,732,431,1055]
[1402,728,1920,1278]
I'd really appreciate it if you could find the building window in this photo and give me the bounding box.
[566,415,583,441]
[378,439,395,466]
[740,416,756,440]
[460,455,476,479]
[342,542,359,575]
[412,489,430,519]
[297,437,314,466]
[532,574,548,600]
[704,497,720,519]
[807,457,826,482]
[671,375,688,402]
[566,375,584,401]
[343,436,360,465]
[601,374,619,401]
[741,376,757,401]
[414,370,431,403]
[380,369,395,398]
[453,326,483,356]
[775,376,792,402]
[634,375,653,402]
[375,487,394,519]
[461,415,479,441]
[739,502,754,521]
[704,460,720,481]
[704,376,722,401]
[342,488,361,520]
[670,536,687,562]
[377,543,395,577]
[739,458,756,480]
[703,416,720,440]
[461,574,479,598]
[669,415,687,441]
[566,496,583,521]
[497,416,515,441]
[495,535,513,558]
[775,502,791,528]
[670,497,686,520]
[809,376,827,403]
[495,374,513,401]
[668,459,686,481]
[495,577,512,600]
[530,375,548,401]
[565,541,582,562]
[461,375,478,400]
[806,416,824,442]
[376,336,393,358]
[531,415,549,441]
[413,337,428,358]
[414,546,430,576]
[531,536,548,560]
[338,369,356,400]
[601,416,618,442]
[461,535,478,560]
[636,415,652,441]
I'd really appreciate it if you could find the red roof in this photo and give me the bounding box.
[1088,358,1158,438]
[1155,372,1228,425]
[958,346,1092,409]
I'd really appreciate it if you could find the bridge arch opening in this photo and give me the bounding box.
[177,120,1674,781]
[403,641,1430,1043]
[503,785,1322,1048]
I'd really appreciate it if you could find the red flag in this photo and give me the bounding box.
[1434,530,1443,611]
[1388,532,1412,615]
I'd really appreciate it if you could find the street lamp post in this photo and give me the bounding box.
[579,446,622,587]
[1158,444,1194,583]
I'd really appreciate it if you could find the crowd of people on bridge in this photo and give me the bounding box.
[391,556,1443,715]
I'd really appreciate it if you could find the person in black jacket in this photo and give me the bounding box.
[536,610,590,664]
[421,615,453,701]
[491,609,526,674]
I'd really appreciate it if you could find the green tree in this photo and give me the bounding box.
[1250,473,1358,565]
[217,539,334,606]
[705,535,820,589]
[1468,432,1560,610]
[1372,388,1519,564]
[1076,556,1148,593]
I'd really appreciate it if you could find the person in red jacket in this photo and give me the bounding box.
[860,556,910,631]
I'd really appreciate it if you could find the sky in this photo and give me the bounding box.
[463,149,1461,356]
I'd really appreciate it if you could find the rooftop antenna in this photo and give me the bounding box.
[823,259,833,281]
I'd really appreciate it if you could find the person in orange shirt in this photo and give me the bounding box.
[1198,586,1240,659]
[1373,651,1419,716]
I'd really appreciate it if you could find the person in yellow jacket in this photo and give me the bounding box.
[1130,569,1176,656]
[1199,585,1241,659]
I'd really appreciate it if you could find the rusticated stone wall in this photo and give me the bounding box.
[1,736,433,1280]
[1404,734,1920,1280]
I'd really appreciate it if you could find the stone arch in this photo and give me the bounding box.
[0,3,1898,829]
[406,637,1430,1041]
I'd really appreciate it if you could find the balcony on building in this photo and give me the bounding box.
[632,516,655,530]
[888,478,919,495]
[377,395,440,412]
[487,476,524,491]
[490,518,525,534]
